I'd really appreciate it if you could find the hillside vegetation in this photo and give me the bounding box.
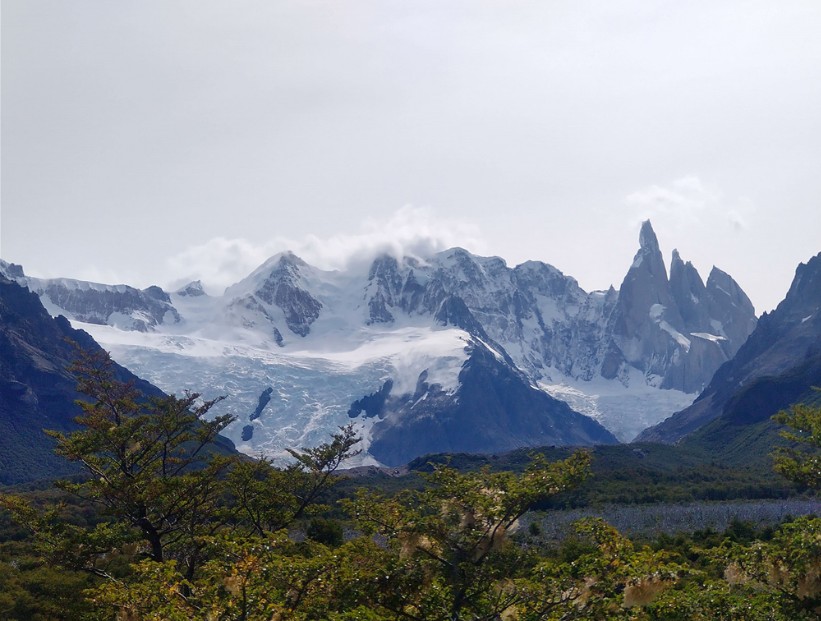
[0,353,818,619]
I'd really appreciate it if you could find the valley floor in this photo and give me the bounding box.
[525,497,820,542]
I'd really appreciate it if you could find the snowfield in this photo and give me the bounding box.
[80,319,471,466]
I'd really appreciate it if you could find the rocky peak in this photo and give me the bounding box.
[669,249,707,330]
[142,285,171,303]
[367,255,402,286]
[637,252,820,445]
[177,280,206,297]
[704,266,757,348]
[633,220,667,275]
[365,255,404,324]
[513,261,578,298]
[706,267,754,313]
[250,252,322,337]
[435,248,487,285]
[639,219,661,253]
[277,250,308,268]
[0,260,25,279]
[19,277,181,332]
[264,252,307,281]
[612,220,680,340]
[602,221,756,393]
[777,252,821,322]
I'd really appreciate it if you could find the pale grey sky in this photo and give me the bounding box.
[2,0,820,312]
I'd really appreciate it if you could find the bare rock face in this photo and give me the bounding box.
[253,254,322,337]
[600,221,756,393]
[603,222,687,386]
[357,222,756,397]
[1,260,180,332]
[7,221,755,399]
[704,267,757,350]
[35,282,178,332]
[177,280,206,297]
[0,260,25,279]
[365,256,402,324]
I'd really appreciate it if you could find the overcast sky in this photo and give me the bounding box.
[2,1,820,313]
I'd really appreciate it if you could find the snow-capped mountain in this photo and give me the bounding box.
[0,221,756,463]
[0,261,180,332]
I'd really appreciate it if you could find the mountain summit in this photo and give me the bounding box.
[602,221,756,393]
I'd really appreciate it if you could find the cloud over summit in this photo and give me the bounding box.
[165,206,486,293]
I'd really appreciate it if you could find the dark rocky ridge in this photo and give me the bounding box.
[0,277,161,483]
[361,340,619,467]
[0,276,235,485]
[637,252,821,446]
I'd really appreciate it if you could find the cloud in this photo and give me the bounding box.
[623,175,717,225]
[297,206,487,270]
[165,206,486,294]
[165,238,283,295]
[622,175,752,233]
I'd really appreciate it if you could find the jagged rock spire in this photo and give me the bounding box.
[603,221,757,393]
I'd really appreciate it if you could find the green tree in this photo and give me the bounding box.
[1,347,364,618]
[518,518,685,620]
[345,452,592,620]
[91,533,387,620]
[226,424,360,536]
[772,393,821,489]
[717,516,821,619]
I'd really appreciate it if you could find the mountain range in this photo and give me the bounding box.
[0,221,763,467]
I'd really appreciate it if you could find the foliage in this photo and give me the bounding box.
[525,517,686,619]
[226,424,359,536]
[91,533,388,620]
[717,516,821,618]
[0,540,98,621]
[306,517,344,547]
[397,443,798,509]
[772,393,821,489]
[0,349,362,618]
[344,451,592,619]
[2,348,235,585]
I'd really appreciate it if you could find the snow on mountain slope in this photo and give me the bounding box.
[78,315,471,464]
[541,368,695,442]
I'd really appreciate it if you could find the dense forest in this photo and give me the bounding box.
[0,350,818,620]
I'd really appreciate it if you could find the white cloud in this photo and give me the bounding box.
[165,237,283,295]
[623,175,753,233]
[623,175,719,226]
[165,206,486,294]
